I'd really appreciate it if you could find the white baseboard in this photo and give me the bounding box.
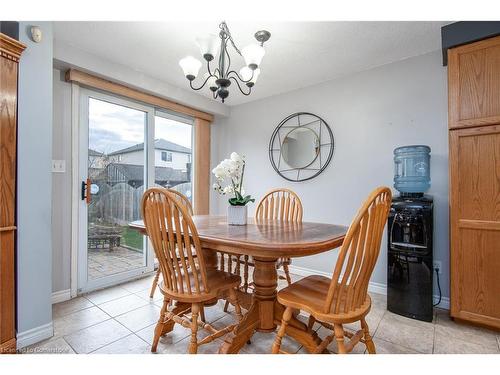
[288,265,449,310]
[52,289,72,304]
[17,322,54,349]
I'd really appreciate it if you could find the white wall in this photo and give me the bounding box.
[210,50,449,301]
[17,22,54,347]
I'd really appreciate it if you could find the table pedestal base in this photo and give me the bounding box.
[219,257,322,354]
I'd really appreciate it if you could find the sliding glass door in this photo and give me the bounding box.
[78,89,194,293]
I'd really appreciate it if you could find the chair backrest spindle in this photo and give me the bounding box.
[255,188,303,222]
[141,188,208,297]
[324,187,392,315]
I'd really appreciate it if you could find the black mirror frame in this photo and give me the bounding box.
[268,112,334,182]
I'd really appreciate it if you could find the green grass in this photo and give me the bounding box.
[121,227,144,251]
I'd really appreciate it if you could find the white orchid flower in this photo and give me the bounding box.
[212,165,227,179]
[230,152,244,165]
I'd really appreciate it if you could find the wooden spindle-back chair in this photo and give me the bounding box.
[222,188,303,313]
[272,187,392,354]
[141,188,242,353]
[149,188,193,299]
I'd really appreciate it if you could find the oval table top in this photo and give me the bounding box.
[129,215,347,259]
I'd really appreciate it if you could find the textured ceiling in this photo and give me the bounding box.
[53,21,448,106]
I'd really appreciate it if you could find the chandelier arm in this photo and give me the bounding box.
[206,59,214,77]
[229,76,251,96]
[189,74,213,91]
[227,69,254,83]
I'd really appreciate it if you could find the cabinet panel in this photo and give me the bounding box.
[455,127,500,221]
[456,228,500,324]
[448,36,500,129]
[0,230,15,350]
[0,57,18,228]
[450,125,500,329]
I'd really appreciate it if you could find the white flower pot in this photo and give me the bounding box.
[227,205,248,226]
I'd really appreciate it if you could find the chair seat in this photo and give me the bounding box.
[159,269,241,302]
[277,275,372,324]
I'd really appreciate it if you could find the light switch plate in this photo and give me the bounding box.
[52,159,66,173]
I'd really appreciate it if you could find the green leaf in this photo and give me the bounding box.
[228,195,255,206]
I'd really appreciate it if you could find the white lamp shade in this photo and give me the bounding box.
[239,66,253,81]
[249,68,261,84]
[179,56,202,78]
[207,75,218,89]
[241,44,265,68]
[196,34,220,59]
[240,67,260,85]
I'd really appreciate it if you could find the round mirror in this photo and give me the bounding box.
[281,127,319,169]
[269,112,334,182]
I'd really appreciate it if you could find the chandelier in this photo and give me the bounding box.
[179,22,271,103]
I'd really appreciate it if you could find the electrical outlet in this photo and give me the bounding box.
[433,260,442,274]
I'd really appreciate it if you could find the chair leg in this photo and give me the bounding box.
[223,300,230,313]
[199,305,206,323]
[333,324,347,354]
[272,306,293,354]
[361,318,376,354]
[307,315,316,332]
[228,288,243,321]
[188,303,200,354]
[282,263,292,286]
[243,255,249,292]
[151,296,169,352]
[149,268,161,298]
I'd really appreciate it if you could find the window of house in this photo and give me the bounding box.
[161,151,172,162]
[155,111,193,202]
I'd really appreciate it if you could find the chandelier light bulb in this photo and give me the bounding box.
[207,75,218,91]
[196,34,220,61]
[179,56,202,80]
[241,44,265,70]
[241,68,260,87]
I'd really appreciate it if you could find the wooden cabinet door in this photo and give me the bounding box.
[449,125,500,329]
[0,33,24,354]
[448,36,500,130]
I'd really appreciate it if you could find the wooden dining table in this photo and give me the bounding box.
[129,215,347,353]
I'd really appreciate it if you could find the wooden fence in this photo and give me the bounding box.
[89,182,192,226]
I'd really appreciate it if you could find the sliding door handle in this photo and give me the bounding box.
[81,178,91,204]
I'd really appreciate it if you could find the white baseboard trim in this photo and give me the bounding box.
[288,265,449,310]
[16,322,54,349]
[52,289,72,304]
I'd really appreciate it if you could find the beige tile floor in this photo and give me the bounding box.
[25,273,500,354]
[88,247,144,280]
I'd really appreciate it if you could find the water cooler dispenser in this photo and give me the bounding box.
[387,145,434,322]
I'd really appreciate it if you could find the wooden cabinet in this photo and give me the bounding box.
[448,36,500,330]
[0,33,25,354]
[448,36,500,129]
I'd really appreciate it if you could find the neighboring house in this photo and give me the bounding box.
[108,138,191,171]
